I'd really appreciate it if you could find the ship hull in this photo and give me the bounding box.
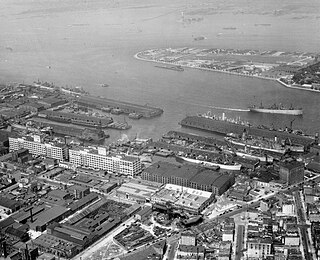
[249,108,303,115]
[179,116,314,148]
[177,156,242,171]
[235,151,273,162]
[225,137,287,154]
[285,145,304,152]
[155,65,184,72]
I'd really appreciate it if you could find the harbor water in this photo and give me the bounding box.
[0,0,319,143]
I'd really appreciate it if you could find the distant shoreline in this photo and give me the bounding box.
[134,52,276,81]
[135,51,320,94]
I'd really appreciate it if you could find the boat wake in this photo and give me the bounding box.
[209,106,250,112]
[178,100,250,112]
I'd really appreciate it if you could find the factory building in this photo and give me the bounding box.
[69,146,142,176]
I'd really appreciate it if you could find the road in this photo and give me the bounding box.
[166,240,178,260]
[73,217,135,260]
[293,191,313,260]
[235,225,244,260]
[206,172,320,223]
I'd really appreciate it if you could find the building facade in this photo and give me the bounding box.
[247,238,272,259]
[279,160,304,185]
[69,147,142,176]
[9,135,68,161]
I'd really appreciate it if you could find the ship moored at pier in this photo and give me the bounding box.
[176,156,242,171]
[180,113,316,149]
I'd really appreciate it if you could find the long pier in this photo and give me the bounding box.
[75,95,163,118]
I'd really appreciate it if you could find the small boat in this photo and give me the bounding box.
[100,84,109,88]
[111,108,124,115]
[128,113,143,119]
[101,107,112,113]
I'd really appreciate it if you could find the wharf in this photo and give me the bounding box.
[150,140,220,159]
[38,110,113,128]
[164,131,225,146]
[75,95,163,118]
[32,120,107,141]
[180,116,315,148]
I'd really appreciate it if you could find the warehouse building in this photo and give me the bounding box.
[142,162,235,195]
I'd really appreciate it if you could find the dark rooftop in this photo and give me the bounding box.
[280,159,304,170]
[145,161,232,189]
[0,196,22,210]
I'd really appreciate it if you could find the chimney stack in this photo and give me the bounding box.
[315,132,319,145]
[29,208,34,223]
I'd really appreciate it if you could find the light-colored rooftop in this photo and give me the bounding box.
[117,181,160,198]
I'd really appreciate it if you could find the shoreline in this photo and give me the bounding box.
[134,51,320,94]
[276,79,320,93]
[134,52,276,81]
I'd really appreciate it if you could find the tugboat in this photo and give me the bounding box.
[128,113,143,119]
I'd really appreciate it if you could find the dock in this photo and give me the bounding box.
[75,96,163,118]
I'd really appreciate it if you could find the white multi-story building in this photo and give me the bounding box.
[9,135,68,161]
[68,146,142,176]
[247,238,272,259]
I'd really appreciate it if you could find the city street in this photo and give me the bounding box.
[235,225,245,260]
[294,191,313,260]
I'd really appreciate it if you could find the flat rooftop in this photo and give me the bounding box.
[117,181,160,198]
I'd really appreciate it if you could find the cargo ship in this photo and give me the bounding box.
[224,136,287,154]
[249,103,303,116]
[176,155,242,171]
[179,113,314,148]
[155,65,184,72]
[233,150,274,162]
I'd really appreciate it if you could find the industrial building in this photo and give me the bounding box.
[28,206,71,232]
[9,134,68,161]
[152,184,214,214]
[20,102,45,112]
[142,161,235,195]
[37,97,68,108]
[115,181,160,203]
[279,159,305,185]
[69,146,142,176]
[0,196,23,214]
[33,233,79,259]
